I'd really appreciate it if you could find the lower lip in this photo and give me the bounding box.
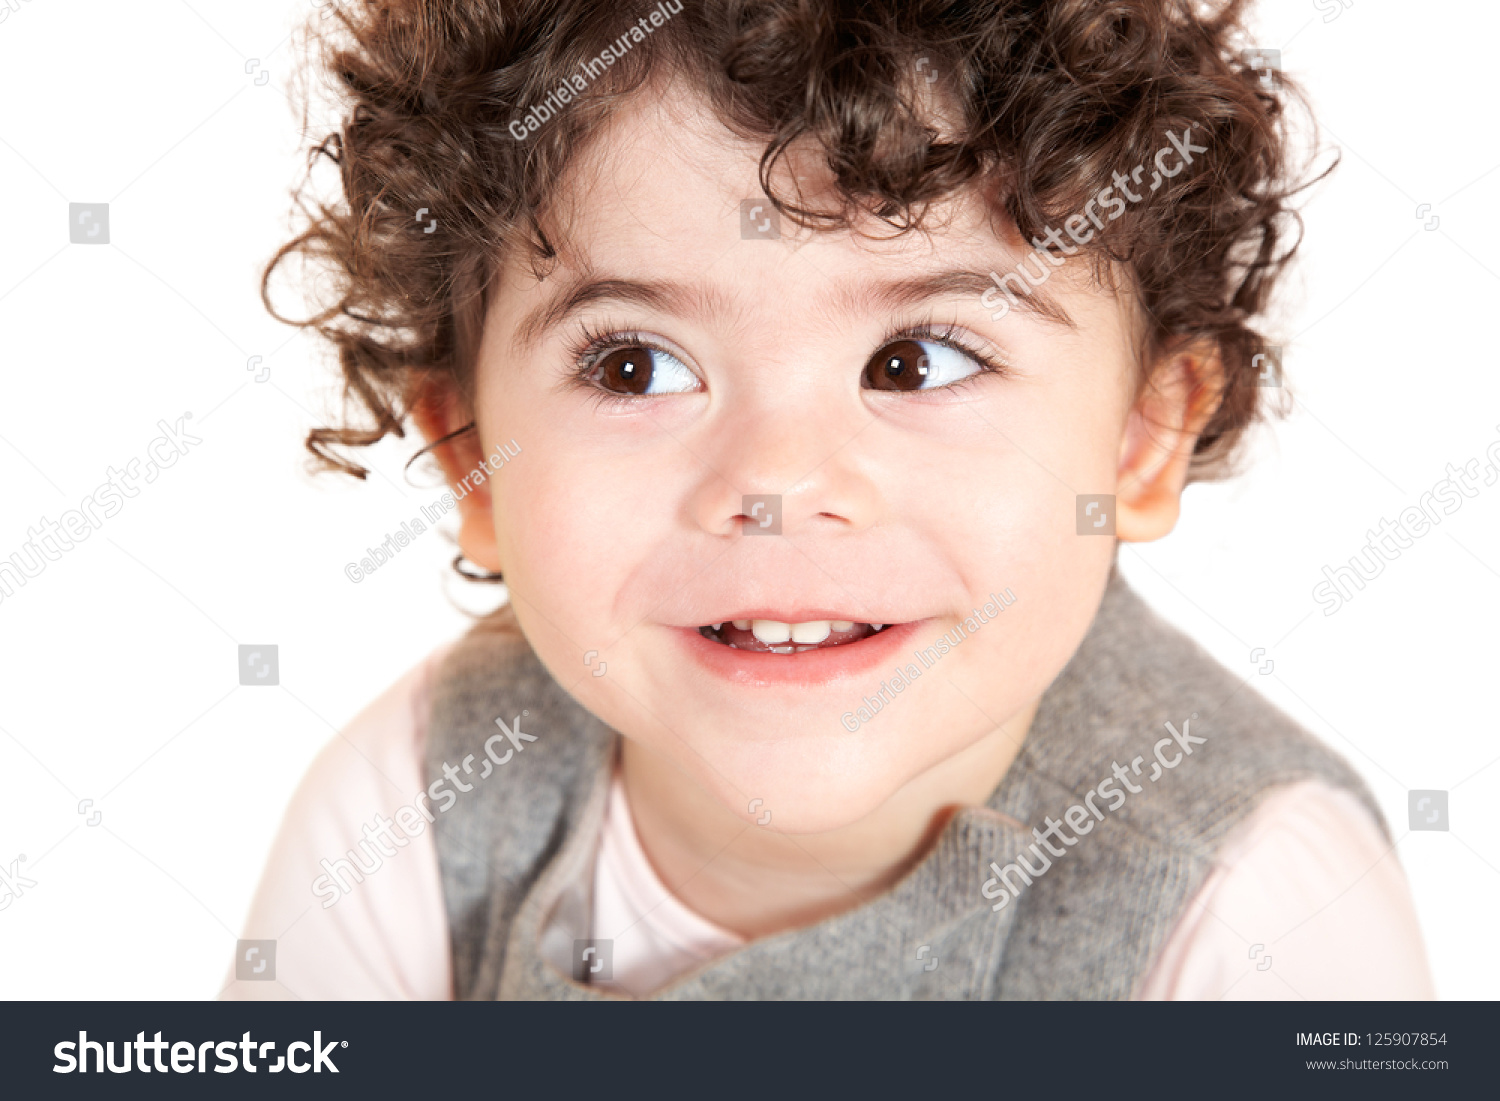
[672,620,928,688]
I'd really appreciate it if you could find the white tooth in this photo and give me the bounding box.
[711,623,724,631]
[732,619,751,630]
[751,620,791,644]
[871,624,885,631]
[770,645,795,654]
[830,620,854,632]
[790,620,831,644]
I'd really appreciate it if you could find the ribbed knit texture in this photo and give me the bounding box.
[425,571,1384,1000]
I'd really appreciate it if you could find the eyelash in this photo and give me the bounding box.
[564,315,1009,404]
[885,319,1011,386]
[565,322,675,410]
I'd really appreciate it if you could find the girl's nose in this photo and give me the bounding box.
[683,397,884,538]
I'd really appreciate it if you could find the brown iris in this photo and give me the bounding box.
[592,347,653,394]
[863,340,931,391]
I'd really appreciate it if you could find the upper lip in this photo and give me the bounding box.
[685,611,906,626]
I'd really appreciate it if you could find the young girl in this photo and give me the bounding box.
[226,0,1431,1000]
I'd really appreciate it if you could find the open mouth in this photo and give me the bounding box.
[696,619,891,655]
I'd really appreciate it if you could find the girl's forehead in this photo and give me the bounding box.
[500,75,1115,338]
[543,106,996,274]
[546,74,980,253]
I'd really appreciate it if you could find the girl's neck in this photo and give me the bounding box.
[618,698,1040,940]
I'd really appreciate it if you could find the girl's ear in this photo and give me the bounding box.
[1113,341,1225,543]
[410,380,503,573]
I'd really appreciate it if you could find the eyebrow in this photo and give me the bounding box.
[514,276,738,353]
[512,265,1074,352]
[833,269,1077,330]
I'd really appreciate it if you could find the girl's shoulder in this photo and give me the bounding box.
[1140,778,1434,999]
[221,641,459,1001]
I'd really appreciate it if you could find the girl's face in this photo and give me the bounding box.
[461,76,1196,833]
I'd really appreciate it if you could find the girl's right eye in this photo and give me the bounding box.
[585,346,700,396]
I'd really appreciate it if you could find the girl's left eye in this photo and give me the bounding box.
[585,345,700,396]
[861,339,983,392]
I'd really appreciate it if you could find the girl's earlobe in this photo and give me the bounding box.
[411,392,506,575]
[1113,344,1225,543]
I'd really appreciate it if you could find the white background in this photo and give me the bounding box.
[0,0,1495,999]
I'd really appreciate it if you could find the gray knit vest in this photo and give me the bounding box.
[424,570,1384,1000]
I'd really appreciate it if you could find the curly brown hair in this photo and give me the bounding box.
[265,0,1322,482]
